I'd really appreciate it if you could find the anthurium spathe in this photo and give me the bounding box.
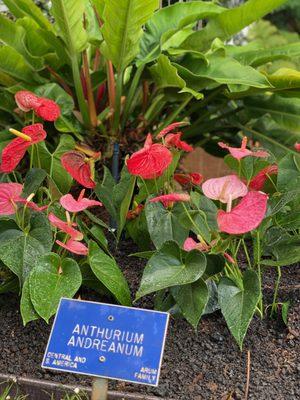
[60,189,102,213]
[0,124,47,173]
[56,239,88,256]
[127,134,172,179]
[217,191,268,235]
[249,165,278,191]
[48,212,83,241]
[202,175,248,204]
[0,183,47,215]
[164,133,193,152]
[156,121,188,139]
[149,193,190,208]
[219,137,269,160]
[294,142,300,152]
[174,173,203,186]
[61,151,96,189]
[15,90,61,122]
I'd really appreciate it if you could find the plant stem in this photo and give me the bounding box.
[82,49,98,128]
[155,95,192,134]
[112,71,124,136]
[71,54,90,127]
[256,231,264,317]
[242,239,252,269]
[271,266,282,318]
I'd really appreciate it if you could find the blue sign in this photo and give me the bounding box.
[42,298,169,386]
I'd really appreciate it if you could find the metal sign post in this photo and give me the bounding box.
[91,377,108,400]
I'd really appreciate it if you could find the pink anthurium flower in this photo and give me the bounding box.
[174,173,203,186]
[157,121,188,139]
[164,133,193,152]
[294,142,300,152]
[127,134,173,179]
[48,212,83,241]
[15,90,61,122]
[183,237,210,252]
[217,191,268,235]
[61,151,96,189]
[218,137,269,160]
[249,165,278,191]
[56,239,88,256]
[0,183,46,215]
[202,175,248,204]
[0,124,47,173]
[60,189,102,213]
[149,193,190,208]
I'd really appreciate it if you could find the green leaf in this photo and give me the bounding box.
[183,0,288,51]
[269,190,300,215]
[190,192,218,231]
[149,54,203,99]
[29,253,82,323]
[3,0,53,31]
[262,235,300,266]
[281,301,290,326]
[51,0,88,53]
[95,166,118,223]
[88,241,131,306]
[245,94,300,134]
[0,213,52,285]
[178,210,211,242]
[277,154,300,192]
[204,254,225,278]
[20,277,39,326]
[117,174,136,240]
[139,1,225,63]
[101,0,158,70]
[35,134,75,194]
[145,200,189,248]
[22,168,47,198]
[218,270,260,349]
[171,278,208,329]
[136,241,207,299]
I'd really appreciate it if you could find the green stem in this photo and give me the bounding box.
[155,95,192,134]
[256,231,264,318]
[182,203,206,243]
[71,54,90,127]
[242,239,252,269]
[271,266,282,318]
[112,71,124,137]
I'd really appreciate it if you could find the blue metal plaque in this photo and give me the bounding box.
[42,298,169,386]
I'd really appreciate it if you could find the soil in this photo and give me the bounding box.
[0,239,299,400]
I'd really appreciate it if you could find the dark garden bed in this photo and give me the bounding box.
[0,239,299,400]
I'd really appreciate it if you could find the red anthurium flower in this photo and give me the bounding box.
[15,90,61,122]
[164,133,193,152]
[157,121,188,139]
[56,239,88,256]
[127,134,173,180]
[218,137,269,160]
[126,204,144,220]
[61,151,96,189]
[249,165,278,191]
[0,183,47,214]
[0,124,47,173]
[48,212,83,241]
[183,237,217,252]
[294,142,300,152]
[149,193,190,208]
[217,191,268,235]
[15,90,42,112]
[60,189,102,213]
[202,175,248,204]
[174,173,203,186]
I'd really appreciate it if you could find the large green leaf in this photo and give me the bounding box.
[145,200,189,248]
[22,168,47,198]
[218,270,260,349]
[88,241,131,306]
[245,94,300,134]
[136,241,207,299]
[101,0,158,70]
[171,278,208,329]
[3,0,53,31]
[0,213,52,285]
[51,0,88,53]
[139,1,225,63]
[262,235,300,266]
[149,54,203,100]
[277,154,300,191]
[29,253,82,322]
[35,134,75,194]
[183,0,288,50]
[20,277,39,326]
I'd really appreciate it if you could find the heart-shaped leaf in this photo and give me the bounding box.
[88,241,131,306]
[218,270,260,349]
[171,278,208,329]
[29,253,82,323]
[136,241,206,299]
[20,277,39,326]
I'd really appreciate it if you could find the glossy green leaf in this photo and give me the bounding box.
[88,241,131,306]
[145,200,189,248]
[29,253,82,322]
[218,270,260,349]
[101,0,158,70]
[117,174,136,240]
[171,278,208,329]
[136,241,207,299]
[22,168,47,198]
[262,235,300,266]
[277,154,300,192]
[179,210,211,242]
[95,166,118,223]
[20,277,39,326]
